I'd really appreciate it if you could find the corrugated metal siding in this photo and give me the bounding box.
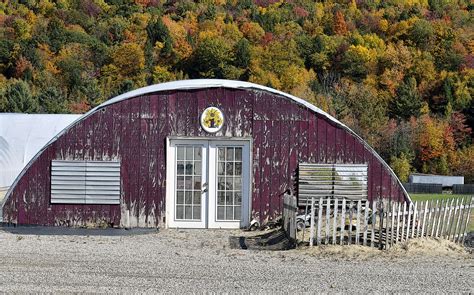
[3,87,409,227]
[51,160,120,205]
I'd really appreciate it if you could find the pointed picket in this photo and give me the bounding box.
[411,202,417,238]
[363,200,369,246]
[355,200,361,245]
[371,201,376,248]
[340,199,346,246]
[332,198,338,245]
[390,202,396,246]
[421,201,428,237]
[441,198,450,238]
[317,197,323,245]
[309,197,315,247]
[406,202,412,240]
[325,198,331,245]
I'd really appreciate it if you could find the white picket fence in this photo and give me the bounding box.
[294,196,473,249]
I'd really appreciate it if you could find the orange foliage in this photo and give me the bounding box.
[14,56,32,78]
[418,115,455,162]
[68,100,90,114]
[333,11,348,35]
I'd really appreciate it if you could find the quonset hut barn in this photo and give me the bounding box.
[2,80,410,229]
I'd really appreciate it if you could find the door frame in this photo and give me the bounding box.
[165,137,253,229]
[165,139,209,229]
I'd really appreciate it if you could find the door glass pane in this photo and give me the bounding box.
[175,145,202,221]
[193,206,201,220]
[216,146,243,221]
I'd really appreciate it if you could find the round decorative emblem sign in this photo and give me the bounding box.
[201,107,224,133]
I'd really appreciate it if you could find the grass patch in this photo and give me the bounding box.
[409,194,469,201]
[410,193,474,233]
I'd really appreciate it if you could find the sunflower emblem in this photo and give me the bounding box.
[201,107,224,133]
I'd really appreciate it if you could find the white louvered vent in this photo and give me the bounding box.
[51,160,120,205]
[298,163,368,206]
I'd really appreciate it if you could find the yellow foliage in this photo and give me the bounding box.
[38,0,56,14]
[66,24,86,33]
[152,66,175,83]
[240,22,265,43]
[111,43,145,78]
[162,15,193,59]
[379,19,389,32]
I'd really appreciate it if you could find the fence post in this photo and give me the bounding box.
[282,194,297,241]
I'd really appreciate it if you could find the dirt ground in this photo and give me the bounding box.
[0,227,472,293]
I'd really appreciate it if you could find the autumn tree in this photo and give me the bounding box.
[333,11,348,35]
[111,43,145,80]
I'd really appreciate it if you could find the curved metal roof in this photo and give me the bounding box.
[2,79,410,208]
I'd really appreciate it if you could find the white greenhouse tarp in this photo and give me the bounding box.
[0,113,81,190]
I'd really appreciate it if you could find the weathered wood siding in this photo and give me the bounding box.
[2,87,408,227]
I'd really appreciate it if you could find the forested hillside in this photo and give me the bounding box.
[0,0,473,181]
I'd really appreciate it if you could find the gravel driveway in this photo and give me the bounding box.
[0,228,472,293]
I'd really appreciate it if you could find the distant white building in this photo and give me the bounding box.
[409,173,464,187]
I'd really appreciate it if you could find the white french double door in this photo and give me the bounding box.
[166,139,251,229]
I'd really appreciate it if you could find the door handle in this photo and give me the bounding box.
[202,182,208,193]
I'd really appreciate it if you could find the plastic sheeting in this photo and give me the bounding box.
[0,113,81,189]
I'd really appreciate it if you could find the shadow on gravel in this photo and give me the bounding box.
[0,225,157,236]
[229,228,295,250]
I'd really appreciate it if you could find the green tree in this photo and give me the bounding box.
[188,36,232,78]
[409,19,434,48]
[37,87,68,113]
[2,80,38,113]
[389,77,423,121]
